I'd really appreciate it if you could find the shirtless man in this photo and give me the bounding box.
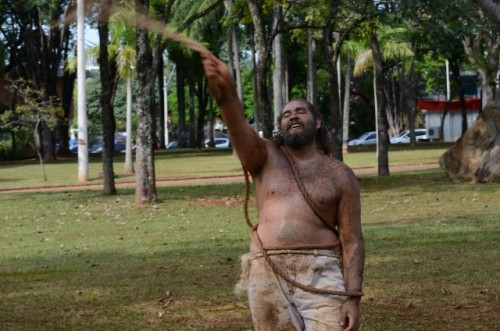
[202,53,364,331]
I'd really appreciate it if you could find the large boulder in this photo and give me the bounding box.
[439,101,500,182]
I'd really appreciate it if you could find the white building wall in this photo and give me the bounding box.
[424,111,479,142]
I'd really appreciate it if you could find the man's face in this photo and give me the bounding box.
[280,100,319,149]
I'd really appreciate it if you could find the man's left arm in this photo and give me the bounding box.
[337,172,365,331]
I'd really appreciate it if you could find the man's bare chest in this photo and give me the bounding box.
[257,161,340,206]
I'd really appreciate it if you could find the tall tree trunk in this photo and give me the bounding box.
[188,82,196,147]
[157,43,165,149]
[440,95,454,141]
[370,31,390,176]
[40,121,55,162]
[135,0,157,204]
[383,67,403,139]
[196,77,207,149]
[323,23,343,161]
[250,28,260,133]
[41,12,59,163]
[124,77,134,174]
[227,30,235,80]
[58,17,76,156]
[176,66,187,147]
[405,52,418,143]
[342,51,351,153]
[98,1,117,195]
[58,69,76,155]
[230,25,244,102]
[462,32,500,106]
[34,119,47,181]
[272,4,285,131]
[307,29,318,108]
[247,0,273,137]
[208,98,215,144]
[448,58,468,135]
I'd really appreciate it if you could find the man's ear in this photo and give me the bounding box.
[315,117,321,129]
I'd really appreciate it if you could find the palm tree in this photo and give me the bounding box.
[134,0,158,203]
[116,46,136,174]
[353,25,414,175]
[340,39,365,153]
[111,9,137,174]
[97,0,118,195]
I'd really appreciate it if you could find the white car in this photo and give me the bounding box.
[390,129,428,144]
[204,137,231,148]
[348,131,377,146]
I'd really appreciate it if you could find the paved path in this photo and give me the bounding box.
[0,163,440,194]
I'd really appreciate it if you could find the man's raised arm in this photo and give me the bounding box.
[202,54,267,173]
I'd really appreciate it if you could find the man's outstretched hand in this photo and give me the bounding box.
[201,54,236,106]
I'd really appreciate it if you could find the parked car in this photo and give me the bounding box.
[88,140,127,154]
[89,143,103,154]
[69,139,78,150]
[204,137,231,148]
[113,141,126,152]
[120,144,136,154]
[348,131,377,146]
[390,129,428,144]
[166,140,179,149]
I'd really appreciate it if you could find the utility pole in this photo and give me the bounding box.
[77,0,88,181]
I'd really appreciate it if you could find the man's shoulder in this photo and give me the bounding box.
[320,154,353,169]
[321,155,357,180]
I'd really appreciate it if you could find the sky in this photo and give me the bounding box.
[85,26,99,48]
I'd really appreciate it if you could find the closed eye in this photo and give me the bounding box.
[282,108,308,118]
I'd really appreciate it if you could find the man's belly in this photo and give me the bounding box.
[250,217,338,251]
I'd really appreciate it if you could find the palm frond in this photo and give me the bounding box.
[353,50,373,77]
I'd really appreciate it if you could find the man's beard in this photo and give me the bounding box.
[282,122,317,149]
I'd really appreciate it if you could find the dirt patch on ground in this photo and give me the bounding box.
[196,197,239,207]
[0,163,440,194]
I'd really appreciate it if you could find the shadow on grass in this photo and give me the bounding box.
[2,218,497,330]
[361,217,498,331]
[1,241,251,330]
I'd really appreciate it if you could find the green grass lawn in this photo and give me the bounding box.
[0,143,450,191]
[0,146,498,330]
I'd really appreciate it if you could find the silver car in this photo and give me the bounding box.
[348,132,377,146]
[390,129,428,144]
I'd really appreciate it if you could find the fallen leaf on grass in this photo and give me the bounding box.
[158,291,174,308]
[158,290,173,302]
